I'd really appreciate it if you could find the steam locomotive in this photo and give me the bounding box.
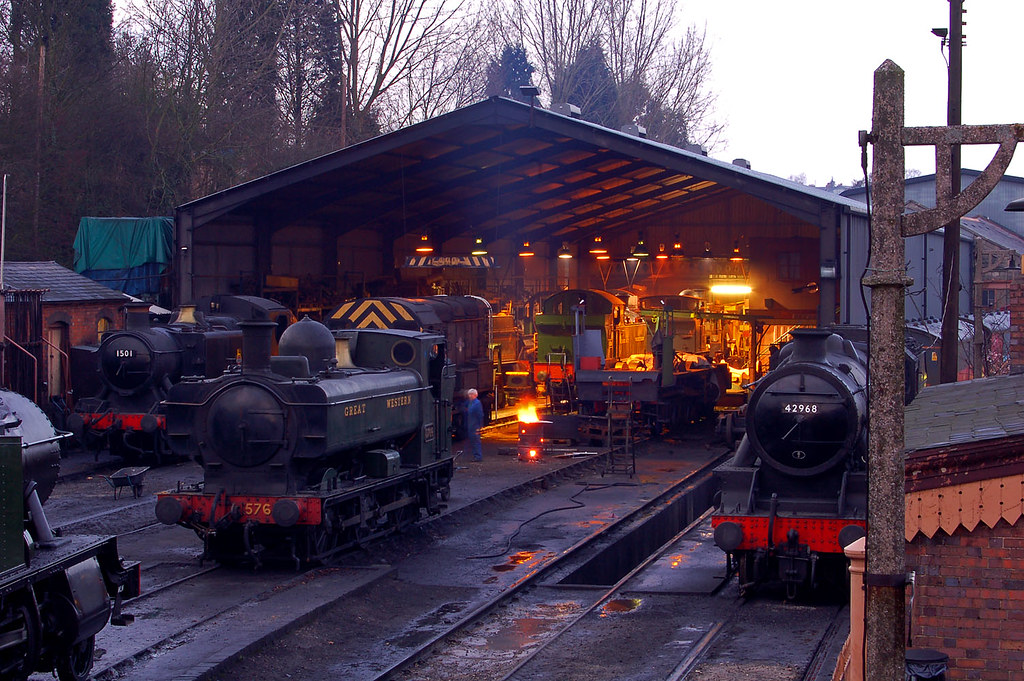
[154,317,456,566]
[326,295,498,437]
[68,295,293,463]
[711,328,917,596]
[0,389,140,681]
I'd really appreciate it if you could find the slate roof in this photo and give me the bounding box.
[904,372,1024,453]
[2,261,130,304]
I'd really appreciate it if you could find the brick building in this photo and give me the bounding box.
[2,261,128,407]
[902,373,1024,680]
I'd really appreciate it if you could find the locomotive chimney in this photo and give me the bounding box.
[240,320,277,374]
[787,328,833,363]
[124,301,152,331]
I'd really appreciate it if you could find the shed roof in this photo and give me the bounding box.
[2,261,130,304]
[178,96,866,249]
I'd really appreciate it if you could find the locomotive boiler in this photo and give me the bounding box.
[154,317,456,566]
[0,389,140,681]
[68,295,292,463]
[711,328,875,596]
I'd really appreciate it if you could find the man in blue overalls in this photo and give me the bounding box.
[466,388,484,461]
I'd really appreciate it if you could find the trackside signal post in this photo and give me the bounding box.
[864,60,1024,681]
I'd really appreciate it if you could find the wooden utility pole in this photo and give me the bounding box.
[940,0,964,383]
[866,59,1024,680]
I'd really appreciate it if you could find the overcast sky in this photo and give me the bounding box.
[685,1,1024,187]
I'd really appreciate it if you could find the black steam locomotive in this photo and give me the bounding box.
[68,295,292,463]
[712,328,916,596]
[154,317,456,566]
[0,389,140,681]
[327,295,496,437]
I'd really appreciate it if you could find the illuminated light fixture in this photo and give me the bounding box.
[519,241,535,257]
[589,236,608,255]
[596,253,611,261]
[730,240,745,261]
[672,235,684,257]
[471,237,488,256]
[710,283,752,295]
[703,241,713,257]
[415,234,434,254]
[557,242,573,259]
[625,251,639,262]
[656,244,669,260]
[631,235,649,258]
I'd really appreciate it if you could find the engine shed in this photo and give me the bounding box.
[173,96,876,376]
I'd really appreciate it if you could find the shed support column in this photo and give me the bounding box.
[817,206,840,326]
[255,215,273,297]
[863,59,908,681]
[175,211,194,306]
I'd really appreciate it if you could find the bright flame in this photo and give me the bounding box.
[518,404,540,423]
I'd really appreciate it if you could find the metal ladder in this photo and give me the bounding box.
[603,381,635,477]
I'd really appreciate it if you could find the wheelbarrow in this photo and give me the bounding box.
[102,466,150,499]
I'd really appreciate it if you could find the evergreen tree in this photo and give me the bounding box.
[552,41,619,129]
[485,44,535,100]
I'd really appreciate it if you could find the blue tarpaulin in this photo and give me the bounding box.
[73,217,173,296]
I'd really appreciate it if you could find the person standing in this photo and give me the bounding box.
[466,388,484,461]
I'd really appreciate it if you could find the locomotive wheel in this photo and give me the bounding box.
[56,636,95,681]
[1,602,39,681]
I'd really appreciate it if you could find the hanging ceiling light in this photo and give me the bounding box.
[557,242,573,259]
[631,235,649,258]
[672,235,684,257]
[730,240,745,261]
[471,237,488,256]
[656,244,669,260]
[703,241,713,258]
[589,236,608,255]
[519,241,535,257]
[415,234,434,254]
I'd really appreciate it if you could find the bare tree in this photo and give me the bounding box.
[333,0,482,138]
[492,0,720,149]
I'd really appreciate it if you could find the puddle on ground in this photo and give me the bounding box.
[600,597,642,616]
[491,550,538,572]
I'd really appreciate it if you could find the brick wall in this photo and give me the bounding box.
[44,301,124,346]
[1010,286,1024,374]
[905,519,1024,680]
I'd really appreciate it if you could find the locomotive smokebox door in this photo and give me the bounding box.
[362,449,401,477]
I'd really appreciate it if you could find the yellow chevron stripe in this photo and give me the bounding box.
[330,301,355,320]
[358,310,390,328]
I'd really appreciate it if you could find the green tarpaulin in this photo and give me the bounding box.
[73,217,173,273]
[73,217,174,296]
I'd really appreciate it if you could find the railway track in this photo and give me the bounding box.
[366,469,848,681]
[381,474,722,681]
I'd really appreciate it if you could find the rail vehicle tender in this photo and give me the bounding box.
[154,317,456,566]
[711,328,919,596]
[68,295,292,463]
[0,389,140,681]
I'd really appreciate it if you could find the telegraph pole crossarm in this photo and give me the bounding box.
[865,59,1024,681]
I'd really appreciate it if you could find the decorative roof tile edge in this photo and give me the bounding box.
[905,471,1024,541]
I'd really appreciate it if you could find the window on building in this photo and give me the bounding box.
[982,289,996,307]
[776,252,801,281]
[97,317,112,341]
